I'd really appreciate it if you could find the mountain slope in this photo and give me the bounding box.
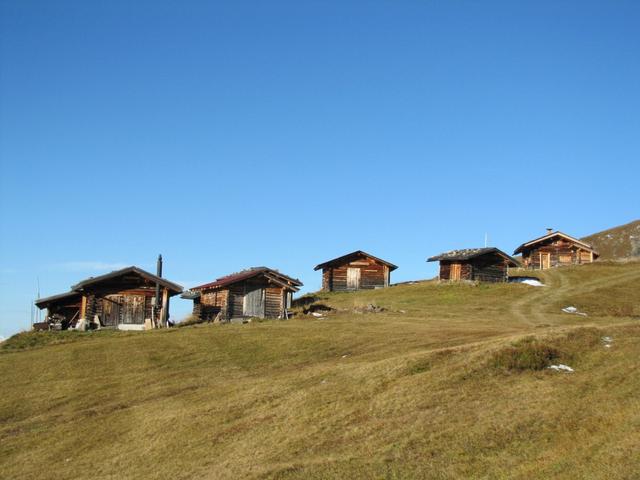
[582,219,640,260]
[1,261,639,480]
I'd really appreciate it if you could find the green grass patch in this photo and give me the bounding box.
[0,329,131,352]
[491,337,561,371]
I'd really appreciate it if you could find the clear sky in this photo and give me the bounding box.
[1,1,638,338]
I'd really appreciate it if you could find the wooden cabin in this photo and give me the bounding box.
[514,229,599,269]
[183,267,302,321]
[314,250,397,291]
[427,248,519,282]
[35,266,183,330]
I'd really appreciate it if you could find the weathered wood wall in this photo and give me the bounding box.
[470,256,508,282]
[265,287,284,318]
[194,289,229,321]
[439,262,472,281]
[439,256,507,283]
[522,238,595,269]
[322,257,390,291]
[195,279,288,320]
[98,291,156,326]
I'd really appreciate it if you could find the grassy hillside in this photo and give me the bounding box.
[582,219,640,260]
[1,261,639,479]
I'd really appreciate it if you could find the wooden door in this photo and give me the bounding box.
[540,253,551,270]
[347,268,361,290]
[121,295,145,324]
[450,263,462,281]
[102,296,121,326]
[243,287,265,317]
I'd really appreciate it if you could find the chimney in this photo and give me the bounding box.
[546,228,553,234]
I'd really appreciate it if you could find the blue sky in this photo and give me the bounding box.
[1,1,638,338]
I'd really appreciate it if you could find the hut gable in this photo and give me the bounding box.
[35,266,183,330]
[427,248,518,283]
[514,230,599,269]
[184,267,302,321]
[314,250,397,292]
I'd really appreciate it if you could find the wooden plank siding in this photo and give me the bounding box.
[194,289,229,321]
[321,257,390,291]
[521,237,596,269]
[265,287,284,318]
[193,279,289,321]
[439,257,508,282]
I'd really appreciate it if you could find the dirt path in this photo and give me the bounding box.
[510,267,640,326]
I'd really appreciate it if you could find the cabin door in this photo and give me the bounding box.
[102,296,121,326]
[243,287,265,318]
[450,263,462,281]
[121,295,145,324]
[540,253,551,270]
[347,268,361,290]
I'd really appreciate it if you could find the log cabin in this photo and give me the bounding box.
[513,229,599,269]
[314,250,397,291]
[183,267,303,321]
[427,248,519,282]
[35,264,183,330]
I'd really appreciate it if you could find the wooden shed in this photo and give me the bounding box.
[514,229,599,269]
[183,267,303,321]
[35,265,183,330]
[314,250,397,291]
[427,248,519,282]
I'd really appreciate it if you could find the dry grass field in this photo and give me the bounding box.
[1,261,639,479]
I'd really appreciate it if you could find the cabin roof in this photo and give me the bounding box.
[427,247,519,266]
[189,267,303,293]
[35,290,83,309]
[313,250,398,271]
[71,266,183,294]
[513,231,598,255]
[35,266,183,310]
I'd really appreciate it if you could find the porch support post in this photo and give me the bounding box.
[80,295,87,319]
[160,288,169,327]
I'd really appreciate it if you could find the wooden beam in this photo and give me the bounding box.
[160,288,169,327]
[80,295,87,319]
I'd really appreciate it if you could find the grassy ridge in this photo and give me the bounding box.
[582,219,640,260]
[1,261,639,479]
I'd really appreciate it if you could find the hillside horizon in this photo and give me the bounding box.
[2,259,639,478]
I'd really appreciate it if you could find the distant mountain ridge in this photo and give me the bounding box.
[582,220,640,260]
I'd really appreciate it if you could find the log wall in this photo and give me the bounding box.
[470,256,508,282]
[439,262,472,281]
[522,238,595,269]
[439,256,508,282]
[195,289,229,321]
[321,257,390,291]
[195,280,288,321]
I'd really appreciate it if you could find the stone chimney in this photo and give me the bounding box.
[546,228,553,234]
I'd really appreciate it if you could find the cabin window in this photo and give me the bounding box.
[579,251,592,263]
[559,254,572,264]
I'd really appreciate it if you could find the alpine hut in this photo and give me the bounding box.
[314,250,397,291]
[513,229,599,269]
[427,247,519,282]
[35,260,183,330]
[183,267,302,321]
